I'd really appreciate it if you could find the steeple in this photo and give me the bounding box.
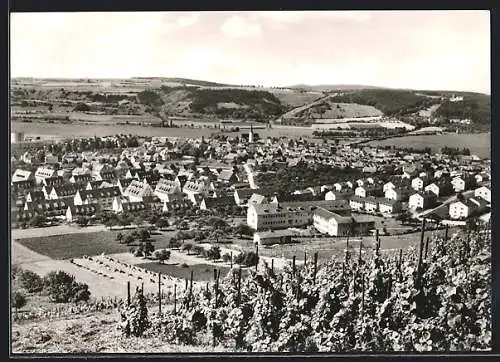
[249,123,254,143]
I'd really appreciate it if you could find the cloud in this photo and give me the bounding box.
[177,12,201,27]
[256,11,373,23]
[221,16,262,38]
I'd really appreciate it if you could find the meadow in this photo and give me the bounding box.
[366,132,491,158]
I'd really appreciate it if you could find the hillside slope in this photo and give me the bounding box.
[12,311,227,353]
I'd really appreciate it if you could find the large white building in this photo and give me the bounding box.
[313,207,374,236]
[247,200,350,231]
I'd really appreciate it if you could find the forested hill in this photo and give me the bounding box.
[327,89,491,127]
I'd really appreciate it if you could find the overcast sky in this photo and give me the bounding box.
[10,11,490,93]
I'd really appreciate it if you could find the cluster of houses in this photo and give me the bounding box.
[11,133,491,240]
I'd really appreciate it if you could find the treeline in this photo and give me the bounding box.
[440,146,471,156]
[313,127,407,138]
[329,89,440,116]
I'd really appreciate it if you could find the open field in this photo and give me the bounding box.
[366,132,491,159]
[12,121,316,139]
[15,231,129,260]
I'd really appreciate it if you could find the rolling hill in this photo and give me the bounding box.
[10,78,491,130]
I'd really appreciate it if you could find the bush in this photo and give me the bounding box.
[192,245,204,256]
[206,245,221,260]
[234,251,258,266]
[12,291,27,313]
[181,243,193,253]
[43,271,91,303]
[154,249,171,264]
[20,270,44,293]
[222,252,232,263]
[180,263,189,268]
[168,238,181,249]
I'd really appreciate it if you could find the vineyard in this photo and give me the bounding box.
[119,224,491,352]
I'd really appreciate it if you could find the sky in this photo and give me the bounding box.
[10,11,490,93]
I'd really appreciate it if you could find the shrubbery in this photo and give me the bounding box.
[43,271,91,303]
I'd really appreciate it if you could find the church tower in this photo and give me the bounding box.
[249,123,254,143]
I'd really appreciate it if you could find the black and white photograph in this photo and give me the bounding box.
[9,10,491,354]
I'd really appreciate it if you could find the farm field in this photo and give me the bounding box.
[11,121,316,139]
[15,231,130,260]
[366,132,491,159]
[136,262,238,281]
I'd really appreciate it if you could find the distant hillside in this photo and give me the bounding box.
[137,86,284,121]
[289,84,385,92]
[10,78,491,129]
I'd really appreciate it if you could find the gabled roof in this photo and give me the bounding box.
[51,184,82,197]
[202,196,235,208]
[79,186,121,200]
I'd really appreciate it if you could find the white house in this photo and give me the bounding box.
[383,182,396,193]
[474,185,491,203]
[349,197,365,212]
[408,191,437,210]
[34,166,57,185]
[123,180,154,202]
[364,197,379,213]
[379,199,402,215]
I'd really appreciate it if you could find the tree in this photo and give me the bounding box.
[206,245,221,260]
[116,232,124,243]
[222,252,232,263]
[181,242,193,254]
[28,215,45,228]
[233,222,253,238]
[168,237,181,249]
[154,249,171,264]
[20,270,44,293]
[139,228,150,243]
[124,234,135,245]
[192,245,204,256]
[73,283,91,303]
[155,218,169,229]
[12,291,27,316]
[143,241,155,258]
[43,271,90,303]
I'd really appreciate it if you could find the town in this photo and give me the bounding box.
[12,127,490,246]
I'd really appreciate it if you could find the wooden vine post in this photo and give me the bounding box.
[313,252,318,284]
[375,229,380,255]
[416,218,426,289]
[361,273,365,320]
[292,255,296,276]
[189,270,194,308]
[424,236,430,260]
[230,251,233,269]
[444,224,449,242]
[127,281,131,306]
[304,251,307,266]
[173,284,177,315]
[255,243,259,271]
[158,272,162,315]
[237,267,242,306]
[271,258,274,273]
[358,240,363,264]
